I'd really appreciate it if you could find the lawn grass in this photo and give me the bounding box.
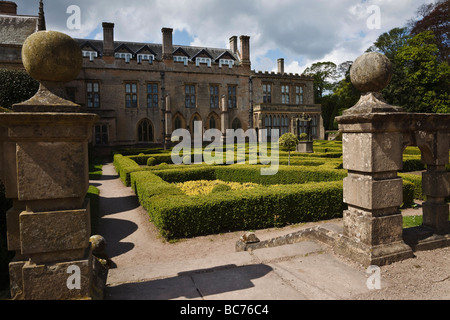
[403,215,423,229]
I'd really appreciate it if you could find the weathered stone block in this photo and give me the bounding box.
[343,209,403,246]
[296,141,314,153]
[16,141,88,201]
[343,174,403,210]
[6,207,22,251]
[21,255,93,300]
[1,142,18,199]
[422,171,450,198]
[423,202,450,234]
[342,132,403,173]
[8,260,26,300]
[19,201,91,256]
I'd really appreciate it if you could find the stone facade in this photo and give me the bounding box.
[0,1,324,148]
[67,24,324,148]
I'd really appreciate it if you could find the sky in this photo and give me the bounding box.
[13,0,436,75]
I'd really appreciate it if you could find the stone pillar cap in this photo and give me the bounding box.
[343,52,403,116]
[14,30,82,112]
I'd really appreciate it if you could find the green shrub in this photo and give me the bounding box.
[147,157,157,166]
[128,154,173,165]
[153,167,216,183]
[113,154,142,186]
[211,184,232,193]
[89,163,103,180]
[0,69,39,110]
[213,165,348,185]
[124,146,427,240]
[401,158,426,172]
[400,173,423,200]
[299,133,308,141]
[86,186,100,235]
[133,171,346,240]
[402,180,416,208]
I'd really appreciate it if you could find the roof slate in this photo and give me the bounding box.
[75,38,240,62]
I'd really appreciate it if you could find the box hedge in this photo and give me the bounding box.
[113,154,142,186]
[131,170,346,240]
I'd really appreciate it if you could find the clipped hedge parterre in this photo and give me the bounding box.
[131,170,346,240]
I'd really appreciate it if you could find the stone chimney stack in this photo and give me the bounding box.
[240,35,250,66]
[229,36,238,54]
[0,1,17,14]
[278,58,285,74]
[162,27,173,60]
[102,22,115,57]
[38,0,46,31]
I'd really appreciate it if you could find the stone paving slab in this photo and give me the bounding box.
[105,241,374,300]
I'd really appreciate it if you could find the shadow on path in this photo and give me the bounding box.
[105,264,274,300]
[98,195,140,216]
[99,217,137,259]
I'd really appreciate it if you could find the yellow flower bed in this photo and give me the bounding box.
[176,180,258,196]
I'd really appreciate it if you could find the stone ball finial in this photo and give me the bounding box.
[14,31,82,112]
[350,52,393,93]
[341,52,403,115]
[21,30,82,83]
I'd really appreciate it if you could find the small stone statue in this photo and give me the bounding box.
[90,235,115,269]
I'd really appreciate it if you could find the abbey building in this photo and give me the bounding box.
[0,1,324,148]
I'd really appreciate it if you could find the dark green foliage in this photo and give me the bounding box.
[128,154,173,166]
[113,154,143,186]
[146,157,157,166]
[214,165,348,185]
[211,184,232,193]
[86,186,100,235]
[0,69,39,110]
[400,173,423,200]
[113,140,441,240]
[402,180,416,208]
[153,167,216,183]
[131,169,346,240]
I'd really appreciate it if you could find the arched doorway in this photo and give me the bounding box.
[190,113,203,135]
[137,119,154,142]
[207,112,221,131]
[173,113,186,131]
[232,117,242,130]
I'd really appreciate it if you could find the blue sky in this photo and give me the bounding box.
[13,0,436,74]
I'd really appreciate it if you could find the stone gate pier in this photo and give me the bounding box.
[335,52,450,266]
[0,31,101,299]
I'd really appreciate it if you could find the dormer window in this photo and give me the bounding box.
[174,56,188,66]
[137,54,154,64]
[82,51,98,62]
[219,59,234,69]
[216,51,236,69]
[115,52,132,63]
[196,57,211,67]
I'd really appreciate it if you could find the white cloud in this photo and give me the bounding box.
[13,0,438,72]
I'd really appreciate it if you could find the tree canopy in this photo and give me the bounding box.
[301,61,338,104]
[303,0,449,130]
[0,69,39,110]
